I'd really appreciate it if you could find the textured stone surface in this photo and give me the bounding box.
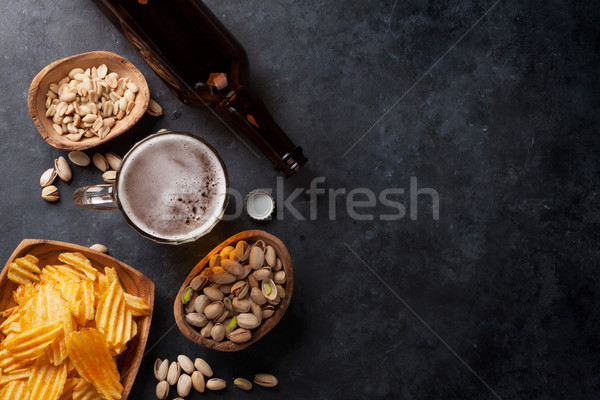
[0,0,599,398]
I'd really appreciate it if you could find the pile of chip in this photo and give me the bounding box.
[0,252,150,400]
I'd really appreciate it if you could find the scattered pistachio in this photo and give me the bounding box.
[177,374,192,397]
[254,373,278,388]
[40,168,57,187]
[194,358,213,377]
[206,378,226,391]
[68,151,90,166]
[89,243,108,253]
[234,377,252,391]
[42,185,59,202]
[54,156,72,181]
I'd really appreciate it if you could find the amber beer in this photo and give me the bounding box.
[94,0,307,176]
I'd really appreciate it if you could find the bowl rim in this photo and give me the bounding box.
[27,50,150,151]
[174,230,294,351]
[0,238,155,400]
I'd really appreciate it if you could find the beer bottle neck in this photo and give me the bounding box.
[214,86,307,176]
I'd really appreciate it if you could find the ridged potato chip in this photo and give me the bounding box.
[57,253,97,281]
[0,379,29,400]
[0,367,31,385]
[0,349,34,373]
[7,254,41,285]
[58,378,80,400]
[67,328,123,400]
[95,279,134,350]
[3,323,63,361]
[124,293,150,317]
[27,355,68,400]
[72,379,100,400]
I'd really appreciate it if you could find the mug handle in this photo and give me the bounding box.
[73,184,119,210]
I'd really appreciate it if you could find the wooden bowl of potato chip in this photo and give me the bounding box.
[0,239,154,400]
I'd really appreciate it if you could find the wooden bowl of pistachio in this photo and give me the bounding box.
[174,230,293,351]
[28,51,150,151]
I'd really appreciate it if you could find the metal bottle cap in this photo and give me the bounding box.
[245,189,275,221]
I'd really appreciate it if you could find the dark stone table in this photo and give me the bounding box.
[0,0,598,398]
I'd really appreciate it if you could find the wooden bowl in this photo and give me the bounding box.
[0,239,155,400]
[28,51,150,150]
[174,230,294,352]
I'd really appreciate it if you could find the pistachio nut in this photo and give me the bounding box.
[192,370,205,393]
[156,380,169,399]
[265,246,277,267]
[200,321,214,338]
[221,259,244,276]
[234,377,253,391]
[262,279,278,301]
[276,284,286,299]
[147,97,163,116]
[252,239,266,251]
[219,245,235,259]
[254,373,278,388]
[220,283,233,294]
[226,315,238,331]
[154,358,168,381]
[185,292,198,313]
[223,297,233,312]
[237,313,260,330]
[215,307,229,323]
[249,246,265,270]
[231,281,248,298]
[206,378,226,391]
[177,355,195,374]
[102,170,116,183]
[250,287,267,306]
[177,374,192,397]
[167,361,181,385]
[89,243,108,253]
[232,297,251,313]
[274,257,283,271]
[210,269,236,284]
[268,295,282,306]
[203,286,224,302]
[190,275,207,291]
[68,150,90,166]
[92,152,109,172]
[211,323,225,341]
[194,358,213,377]
[240,264,253,279]
[274,270,286,284]
[209,254,221,268]
[233,240,250,262]
[262,305,275,319]
[194,294,210,314]
[185,312,208,327]
[105,152,122,170]
[204,301,224,320]
[228,328,251,343]
[182,287,193,304]
[42,185,60,202]
[40,168,57,187]
[248,274,260,289]
[252,267,271,281]
[54,156,72,182]
[251,303,263,325]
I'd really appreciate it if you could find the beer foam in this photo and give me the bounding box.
[117,133,227,242]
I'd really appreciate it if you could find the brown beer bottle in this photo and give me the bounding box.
[94,0,307,176]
